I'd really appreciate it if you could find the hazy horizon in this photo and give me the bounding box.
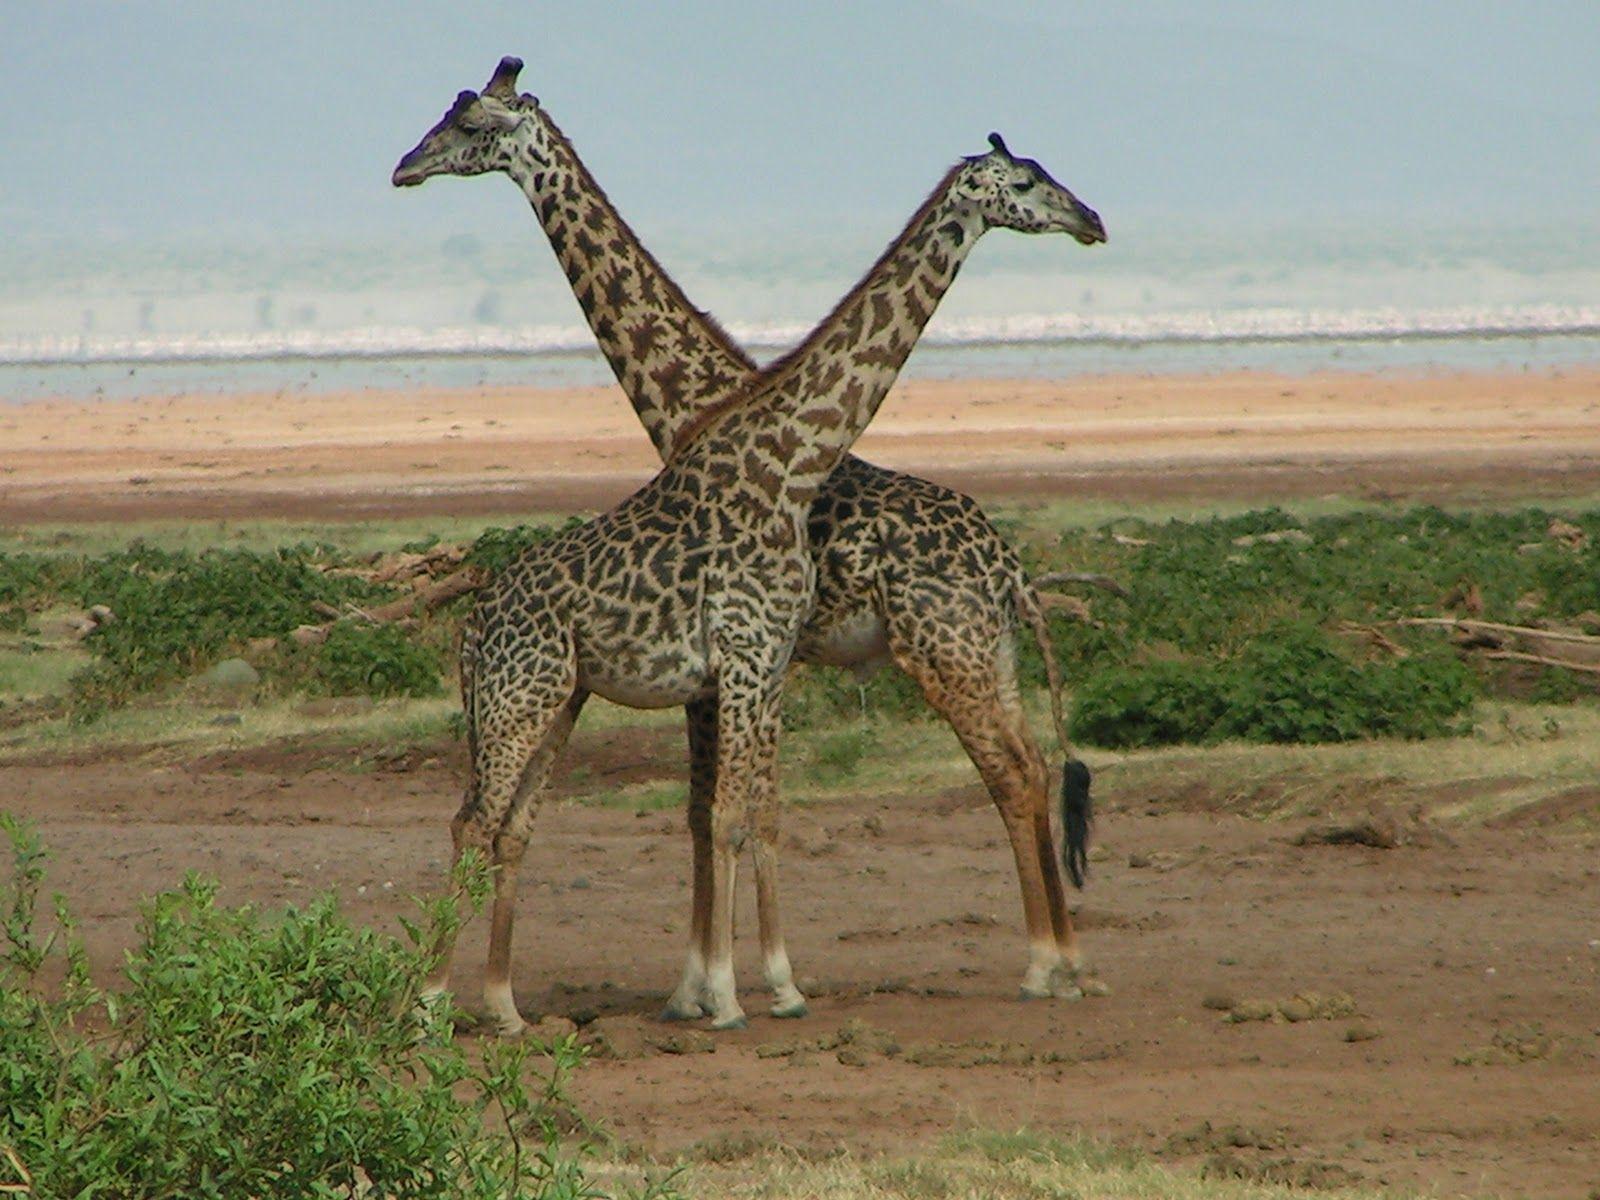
[5,2,1598,247]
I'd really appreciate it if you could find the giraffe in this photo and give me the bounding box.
[394,66,1105,1033]
[396,65,1106,1014]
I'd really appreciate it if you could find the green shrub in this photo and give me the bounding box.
[0,814,669,1200]
[312,621,444,699]
[1070,624,1477,749]
[1069,657,1229,749]
[806,726,873,784]
[62,545,393,712]
[467,520,581,575]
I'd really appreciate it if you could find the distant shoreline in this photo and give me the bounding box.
[3,368,1598,525]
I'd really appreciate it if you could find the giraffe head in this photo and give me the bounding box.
[392,57,541,187]
[953,133,1106,244]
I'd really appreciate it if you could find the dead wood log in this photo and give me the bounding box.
[1481,650,1600,676]
[1033,569,1130,599]
[1393,617,1600,645]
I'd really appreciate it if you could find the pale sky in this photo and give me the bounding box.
[3,1,1597,243]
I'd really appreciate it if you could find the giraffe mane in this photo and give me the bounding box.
[539,112,756,375]
[666,162,966,462]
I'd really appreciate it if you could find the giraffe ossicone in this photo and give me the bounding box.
[394,61,1105,1034]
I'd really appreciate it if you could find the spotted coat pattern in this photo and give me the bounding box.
[393,60,1107,1030]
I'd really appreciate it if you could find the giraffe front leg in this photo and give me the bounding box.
[700,674,792,1032]
[662,699,717,1021]
[704,799,747,1030]
[482,833,529,1037]
[753,820,808,1019]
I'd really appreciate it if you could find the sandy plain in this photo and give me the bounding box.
[4,367,1599,520]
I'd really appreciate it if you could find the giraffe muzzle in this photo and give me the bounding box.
[392,153,427,188]
[1070,202,1107,245]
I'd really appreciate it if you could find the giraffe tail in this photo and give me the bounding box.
[1012,570,1093,889]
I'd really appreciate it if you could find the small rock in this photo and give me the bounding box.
[1343,1024,1382,1043]
[1127,852,1152,869]
[86,604,115,626]
[291,624,329,646]
[198,657,260,691]
[581,1015,649,1060]
[570,876,592,890]
[862,814,886,837]
[1547,518,1587,549]
[1200,991,1236,1012]
[208,713,244,727]
[650,1029,716,1055]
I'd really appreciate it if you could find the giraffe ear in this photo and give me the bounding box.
[484,56,523,100]
[987,132,1011,158]
[455,94,522,132]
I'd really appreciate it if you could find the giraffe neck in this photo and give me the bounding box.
[500,111,754,460]
[683,167,983,503]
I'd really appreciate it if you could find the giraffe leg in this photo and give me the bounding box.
[478,687,587,1036]
[753,766,808,1019]
[700,666,788,1031]
[662,696,717,1021]
[889,626,1071,1000]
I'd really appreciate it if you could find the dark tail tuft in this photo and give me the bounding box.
[1060,758,1092,888]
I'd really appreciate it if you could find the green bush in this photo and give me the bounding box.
[1069,657,1230,749]
[1070,624,1477,749]
[63,545,393,713]
[467,520,581,576]
[0,814,670,1200]
[312,621,444,699]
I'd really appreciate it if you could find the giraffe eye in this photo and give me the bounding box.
[1012,179,1036,194]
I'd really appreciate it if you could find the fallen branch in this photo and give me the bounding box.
[1034,570,1129,599]
[1393,617,1600,646]
[1337,621,1410,658]
[357,565,489,623]
[1480,650,1600,676]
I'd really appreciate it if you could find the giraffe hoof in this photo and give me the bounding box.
[710,1013,750,1031]
[658,1001,707,1023]
[1019,983,1054,1002]
[485,1013,527,1039]
[770,1000,809,1020]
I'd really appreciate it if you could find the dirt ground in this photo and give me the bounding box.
[5,368,1600,520]
[5,367,1600,1197]
[4,728,1597,1199]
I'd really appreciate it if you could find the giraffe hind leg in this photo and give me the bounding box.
[888,625,1076,1001]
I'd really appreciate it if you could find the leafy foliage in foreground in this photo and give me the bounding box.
[0,815,668,1200]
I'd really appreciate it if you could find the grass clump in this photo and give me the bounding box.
[0,814,674,1200]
